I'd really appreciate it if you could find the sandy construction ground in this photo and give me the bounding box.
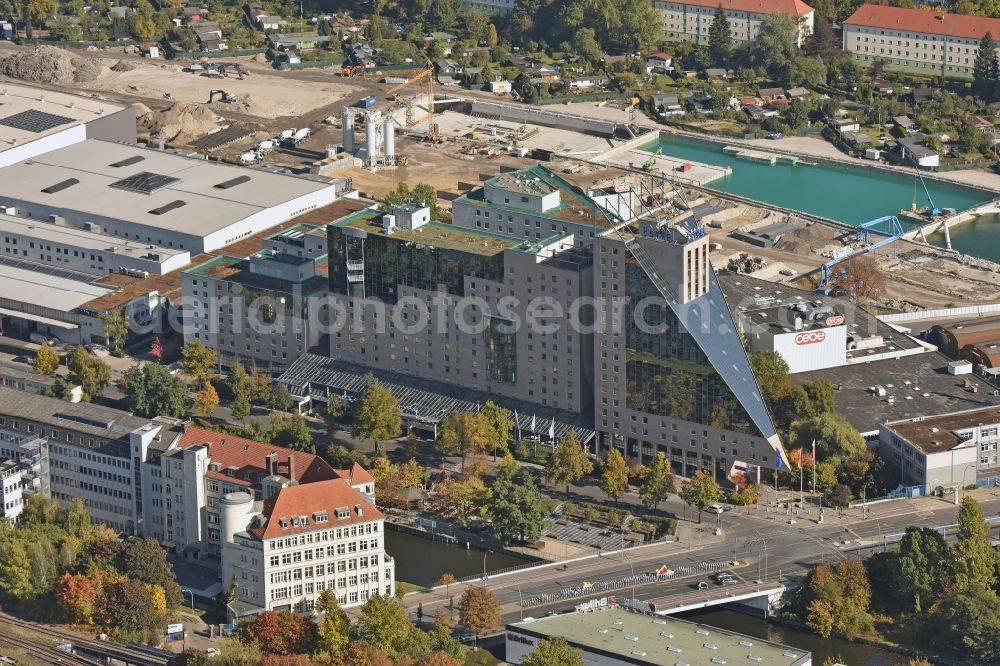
[77,58,352,118]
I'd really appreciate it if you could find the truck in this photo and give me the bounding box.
[355,95,376,109]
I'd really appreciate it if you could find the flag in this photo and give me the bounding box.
[530,414,536,433]
[513,409,521,440]
[776,450,785,470]
[811,439,816,463]
[548,418,555,440]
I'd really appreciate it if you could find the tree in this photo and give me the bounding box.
[354,375,402,458]
[248,369,272,405]
[573,27,602,64]
[748,350,792,409]
[97,577,167,644]
[269,413,313,452]
[827,257,887,305]
[269,384,295,412]
[119,537,183,609]
[640,452,675,510]
[426,0,458,31]
[121,363,190,419]
[350,595,414,660]
[228,362,250,401]
[729,483,761,514]
[708,5,733,66]
[790,412,866,464]
[521,637,586,666]
[241,610,318,655]
[953,496,998,593]
[33,342,59,375]
[437,475,489,526]
[458,586,500,643]
[194,381,220,417]
[974,32,999,101]
[783,55,827,89]
[935,585,1000,663]
[67,345,111,401]
[489,459,546,543]
[316,594,350,656]
[486,23,498,46]
[546,430,593,493]
[679,471,722,523]
[331,642,393,666]
[599,449,629,502]
[438,573,456,600]
[55,572,97,624]
[179,340,218,383]
[482,401,513,459]
[895,527,952,613]
[101,309,129,356]
[149,336,164,361]
[751,13,799,75]
[438,410,491,472]
[0,537,34,602]
[802,560,875,638]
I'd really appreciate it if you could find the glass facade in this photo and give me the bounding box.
[624,260,760,437]
[484,315,517,384]
[328,227,505,304]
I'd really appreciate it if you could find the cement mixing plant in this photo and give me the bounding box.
[342,105,397,168]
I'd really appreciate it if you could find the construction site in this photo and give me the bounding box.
[3,43,1000,313]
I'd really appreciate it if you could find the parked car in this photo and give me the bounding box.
[712,572,735,582]
[706,504,725,514]
[11,356,29,364]
[695,580,709,590]
[721,577,740,586]
[779,268,796,276]
[767,132,784,140]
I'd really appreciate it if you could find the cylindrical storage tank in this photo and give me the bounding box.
[325,144,338,158]
[384,116,395,161]
[365,112,378,161]
[220,491,254,544]
[341,106,354,153]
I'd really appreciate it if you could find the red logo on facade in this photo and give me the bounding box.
[825,315,845,326]
[795,330,827,345]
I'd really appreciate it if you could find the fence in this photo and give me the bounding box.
[167,47,268,60]
[520,560,730,607]
[878,302,1000,323]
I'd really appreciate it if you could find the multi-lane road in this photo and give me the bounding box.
[403,491,1000,623]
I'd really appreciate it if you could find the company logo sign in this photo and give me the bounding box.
[825,315,845,326]
[795,330,826,346]
[507,633,535,647]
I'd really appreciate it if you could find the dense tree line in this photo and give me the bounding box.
[0,495,181,644]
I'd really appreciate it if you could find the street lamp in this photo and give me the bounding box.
[482,550,492,583]
[181,588,195,612]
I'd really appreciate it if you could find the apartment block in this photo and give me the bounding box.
[843,4,1000,77]
[654,0,815,46]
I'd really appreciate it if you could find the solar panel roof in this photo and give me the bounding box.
[0,109,75,133]
[109,171,181,194]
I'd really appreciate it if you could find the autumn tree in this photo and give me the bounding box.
[600,448,629,502]
[458,586,501,644]
[350,595,415,661]
[55,572,98,624]
[522,637,586,666]
[0,537,35,603]
[437,410,491,473]
[101,308,129,356]
[33,342,59,375]
[149,336,164,360]
[828,257,887,305]
[354,375,402,458]
[679,471,722,523]
[546,430,593,493]
[241,610,318,655]
[437,475,489,525]
[803,560,875,638]
[118,537,183,608]
[67,345,111,401]
[316,590,350,656]
[194,381,220,416]
[640,451,675,510]
[97,577,168,644]
[179,340,218,383]
[481,400,513,459]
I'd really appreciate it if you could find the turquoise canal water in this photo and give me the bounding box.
[642,134,990,229]
[938,212,1000,260]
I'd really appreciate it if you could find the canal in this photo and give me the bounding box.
[385,529,535,586]
[682,609,906,666]
[643,134,990,233]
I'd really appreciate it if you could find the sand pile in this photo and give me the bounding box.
[110,60,137,72]
[133,101,222,143]
[214,93,285,117]
[0,46,105,84]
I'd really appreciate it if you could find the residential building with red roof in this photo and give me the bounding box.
[219,476,393,618]
[141,424,375,560]
[843,5,1000,77]
[655,0,814,47]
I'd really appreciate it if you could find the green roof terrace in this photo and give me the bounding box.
[185,255,329,294]
[330,208,569,256]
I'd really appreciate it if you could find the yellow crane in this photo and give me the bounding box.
[384,63,436,140]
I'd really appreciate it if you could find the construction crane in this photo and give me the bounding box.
[915,173,942,217]
[818,214,903,293]
[385,63,436,140]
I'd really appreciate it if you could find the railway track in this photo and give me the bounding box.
[0,630,98,666]
[0,614,177,666]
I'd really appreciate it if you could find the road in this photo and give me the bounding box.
[402,491,1000,624]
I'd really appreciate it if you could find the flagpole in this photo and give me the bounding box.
[812,440,817,500]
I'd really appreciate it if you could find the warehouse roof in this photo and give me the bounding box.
[844,4,1000,40]
[887,406,1000,453]
[0,262,111,313]
[0,83,129,154]
[509,607,810,666]
[0,385,152,438]
[0,213,187,262]
[0,140,336,238]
